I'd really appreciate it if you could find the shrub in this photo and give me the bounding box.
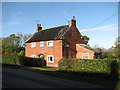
[58,58,75,71]
[18,50,25,56]
[18,56,46,67]
[2,52,19,65]
[58,58,120,74]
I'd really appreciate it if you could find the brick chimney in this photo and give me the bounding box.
[68,16,76,27]
[36,24,42,32]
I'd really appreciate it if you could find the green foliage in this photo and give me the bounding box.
[2,52,19,65]
[58,58,74,71]
[18,56,46,67]
[2,34,20,53]
[2,53,46,67]
[82,35,90,45]
[58,58,120,74]
[18,50,25,56]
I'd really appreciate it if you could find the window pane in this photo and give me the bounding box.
[47,41,53,46]
[48,42,52,46]
[82,53,89,59]
[40,42,44,47]
[50,57,53,61]
[47,55,54,63]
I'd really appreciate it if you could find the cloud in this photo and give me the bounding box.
[5,11,24,26]
[80,24,118,32]
[62,11,69,14]
[7,21,19,25]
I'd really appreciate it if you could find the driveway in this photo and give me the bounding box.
[2,67,102,88]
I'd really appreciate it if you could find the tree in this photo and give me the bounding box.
[23,34,32,43]
[82,35,90,45]
[111,38,120,58]
[2,34,20,53]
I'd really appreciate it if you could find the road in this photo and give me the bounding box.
[2,67,102,88]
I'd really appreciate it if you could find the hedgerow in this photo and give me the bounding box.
[2,54,46,67]
[58,58,120,74]
[18,56,46,67]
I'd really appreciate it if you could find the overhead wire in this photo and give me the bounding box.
[84,11,119,31]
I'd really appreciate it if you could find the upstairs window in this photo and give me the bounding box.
[30,55,36,58]
[47,41,53,47]
[47,55,54,63]
[82,53,89,59]
[31,42,36,47]
[40,42,44,47]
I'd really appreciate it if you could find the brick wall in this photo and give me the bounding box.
[76,44,95,59]
[63,26,84,58]
[25,40,63,67]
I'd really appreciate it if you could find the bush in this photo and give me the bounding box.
[18,56,46,67]
[58,58,74,71]
[2,52,19,65]
[18,50,25,56]
[2,53,46,67]
[58,58,120,74]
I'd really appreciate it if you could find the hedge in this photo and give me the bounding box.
[58,58,120,74]
[2,53,19,65]
[18,56,46,67]
[2,54,46,67]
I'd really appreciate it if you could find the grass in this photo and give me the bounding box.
[2,63,120,88]
[26,66,58,71]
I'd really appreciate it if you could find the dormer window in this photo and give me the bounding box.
[47,41,53,47]
[31,42,36,47]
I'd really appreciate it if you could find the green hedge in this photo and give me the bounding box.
[2,54,46,67]
[2,53,19,65]
[18,56,46,67]
[58,58,120,74]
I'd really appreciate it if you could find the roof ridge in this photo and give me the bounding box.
[77,44,100,52]
[38,25,68,32]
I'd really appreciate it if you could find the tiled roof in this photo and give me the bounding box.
[77,44,100,53]
[25,25,70,43]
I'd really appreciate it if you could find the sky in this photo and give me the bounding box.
[2,2,118,49]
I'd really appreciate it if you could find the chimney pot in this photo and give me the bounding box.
[68,16,76,27]
[73,16,75,20]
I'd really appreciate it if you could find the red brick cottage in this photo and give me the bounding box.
[25,16,100,67]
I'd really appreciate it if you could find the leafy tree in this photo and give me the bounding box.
[93,38,120,59]
[23,34,32,43]
[2,34,20,53]
[82,35,90,45]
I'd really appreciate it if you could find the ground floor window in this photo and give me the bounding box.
[47,55,54,63]
[30,55,36,58]
[82,53,89,59]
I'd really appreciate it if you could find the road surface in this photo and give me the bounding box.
[2,67,102,88]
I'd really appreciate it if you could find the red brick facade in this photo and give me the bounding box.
[62,26,84,59]
[25,40,63,67]
[25,16,98,67]
[76,44,95,59]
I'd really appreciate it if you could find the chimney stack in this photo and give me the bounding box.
[68,16,76,27]
[36,24,42,32]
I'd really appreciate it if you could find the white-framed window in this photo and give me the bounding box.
[31,42,36,47]
[30,55,36,58]
[47,41,53,47]
[40,42,44,47]
[82,53,89,59]
[47,55,54,63]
